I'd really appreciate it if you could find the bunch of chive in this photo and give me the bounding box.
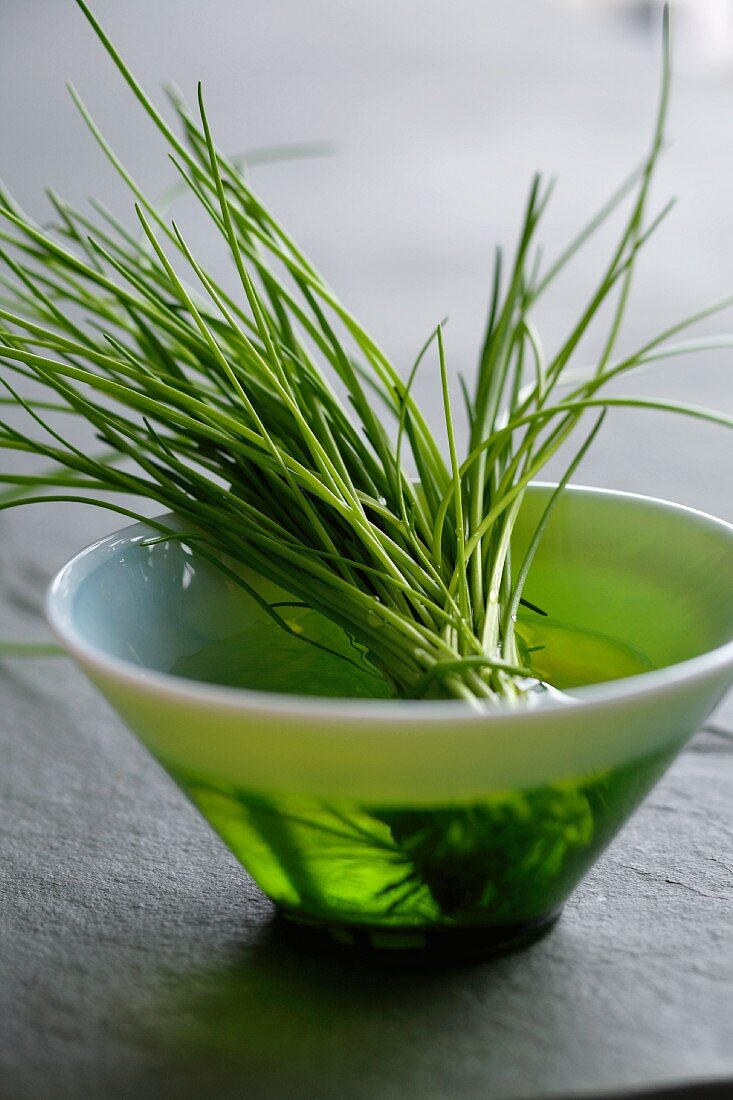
[1,2,730,704]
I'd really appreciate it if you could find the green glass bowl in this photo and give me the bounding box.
[46,486,733,955]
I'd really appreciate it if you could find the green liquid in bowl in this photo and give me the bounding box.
[169,745,672,947]
[166,621,673,949]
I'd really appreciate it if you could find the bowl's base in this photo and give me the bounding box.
[278,906,563,960]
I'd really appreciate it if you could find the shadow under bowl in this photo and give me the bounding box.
[46,485,733,954]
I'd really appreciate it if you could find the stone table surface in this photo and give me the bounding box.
[1,2,732,1098]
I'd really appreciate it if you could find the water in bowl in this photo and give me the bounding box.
[164,613,673,951]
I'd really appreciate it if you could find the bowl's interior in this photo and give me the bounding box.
[67,486,733,698]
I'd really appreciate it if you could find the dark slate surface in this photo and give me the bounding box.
[1,1,732,1097]
[1,654,732,1100]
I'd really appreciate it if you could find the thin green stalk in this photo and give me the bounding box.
[1,1,730,703]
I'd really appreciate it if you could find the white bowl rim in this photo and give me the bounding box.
[45,483,733,725]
